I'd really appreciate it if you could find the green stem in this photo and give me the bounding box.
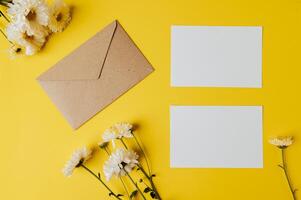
[0,2,9,7]
[81,165,122,200]
[138,164,162,200]
[104,147,110,155]
[120,177,130,199]
[0,0,11,7]
[0,28,6,38]
[99,145,111,156]
[125,170,146,200]
[0,28,13,44]
[120,138,128,150]
[100,146,129,199]
[281,149,297,200]
[0,10,10,22]
[132,133,151,175]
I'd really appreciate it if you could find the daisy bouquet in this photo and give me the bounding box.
[63,123,162,200]
[0,0,71,56]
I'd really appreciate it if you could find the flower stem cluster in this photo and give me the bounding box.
[63,123,162,200]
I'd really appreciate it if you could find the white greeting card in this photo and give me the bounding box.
[170,106,263,168]
[171,26,262,88]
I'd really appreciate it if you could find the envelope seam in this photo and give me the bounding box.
[97,21,118,79]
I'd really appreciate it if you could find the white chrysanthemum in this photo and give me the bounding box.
[6,22,46,55]
[269,137,294,148]
[8,0,50,36]
[103,148,139,181]
[115,122,133,138]
[103,130,117,142]
[48,0,71,33]
[102,123,133,148]
[62,146,92,177]
[104,122,133,139]
[8,0,50,25]
[102,130,117,148]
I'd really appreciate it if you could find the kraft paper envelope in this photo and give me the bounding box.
[37,20,154,129]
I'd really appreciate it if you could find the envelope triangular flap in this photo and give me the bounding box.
[37,21,117,81]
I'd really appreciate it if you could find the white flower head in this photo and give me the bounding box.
[6,22,46,55]
[48,0,71,33]
[102,130,117,148]
[102,123,133,148]
[62,146,92,177]
[8,0,50,36]
[114,122,133,138]
[269,136,294,149]
[103,148,139,181]
[8,0,50,25]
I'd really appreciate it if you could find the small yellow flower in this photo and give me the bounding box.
[269,136,294,149]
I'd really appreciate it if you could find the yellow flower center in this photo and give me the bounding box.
[56,12,63,22]
[26,9,37,21]
[23,32,35,42]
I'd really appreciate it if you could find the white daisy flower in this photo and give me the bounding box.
[102,123,133,148]
[269,136,294,149]
[62,146,92,177]
[103,148,139,181]
[6,22,46,55]
[114,122,133,138]
[8,0,50,36]
[104,122,133,140]
[48,0,71,33]
[102,130,118,148]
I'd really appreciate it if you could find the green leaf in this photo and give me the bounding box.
[139,178,143,183]
[117,194,124,197]
[98,173,101,178]
[109,192,113,196]
[130,190,138,199]
[151,174,156,178]
[144,187,151,193]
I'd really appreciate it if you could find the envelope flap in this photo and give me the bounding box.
[37,21,117,81]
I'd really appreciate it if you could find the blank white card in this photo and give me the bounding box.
[171,26,262,88]
[170,106,263,168]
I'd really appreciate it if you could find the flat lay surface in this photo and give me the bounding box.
[0,0,301,199]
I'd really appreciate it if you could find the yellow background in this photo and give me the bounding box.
[1,0,301,199]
